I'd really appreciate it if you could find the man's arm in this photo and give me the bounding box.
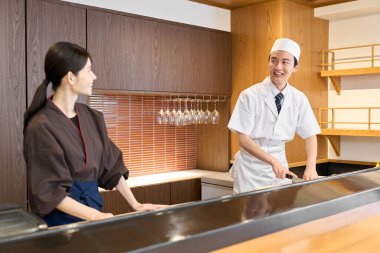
[238,133,297,179]
[303,135,319,180]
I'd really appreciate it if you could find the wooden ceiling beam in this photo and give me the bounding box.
[189,0,356,9]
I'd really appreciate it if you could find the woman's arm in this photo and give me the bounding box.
[56,196,113,221]
[115,177,168,211]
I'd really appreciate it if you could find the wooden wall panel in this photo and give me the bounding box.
[87,10,231,94]
[230,0,282,158]
[26,0,86,105]
[170,179,201,205]
[0,0,26,208]
[230,0,328,163]
[312,17,329,160]
[197,99,230,172]
[282,0,328,163]
[87,11,148,91]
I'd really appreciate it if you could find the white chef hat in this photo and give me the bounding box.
[270,38,301,62]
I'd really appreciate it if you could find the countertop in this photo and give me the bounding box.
[3,168,380,253]
[127,169,219,188]
[100,169,229,191]
[201,172,233,188]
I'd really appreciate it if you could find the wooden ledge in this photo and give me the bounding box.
[321,67,380,77]
[319,128,380,137]
[321,67,380,94]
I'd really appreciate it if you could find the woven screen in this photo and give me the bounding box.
[89,93,197,177]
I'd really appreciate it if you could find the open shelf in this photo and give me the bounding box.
[320,44,380,94]
[317,107,380,156]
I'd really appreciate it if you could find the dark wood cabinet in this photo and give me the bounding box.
[170,179,201,205]
[87,10,231,94]
[0,0,230,210]
[101,179,201,214]
[26,0,86,105]
[101,183,171,214]
[0,0,26,208]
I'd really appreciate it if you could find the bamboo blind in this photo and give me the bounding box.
[89,93,197,177]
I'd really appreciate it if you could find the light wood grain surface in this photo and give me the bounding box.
[212,201,380,253]
[230,0,328,163]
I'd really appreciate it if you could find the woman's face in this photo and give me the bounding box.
[72,58,97,96]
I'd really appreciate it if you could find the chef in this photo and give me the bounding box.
[228,38,320,194]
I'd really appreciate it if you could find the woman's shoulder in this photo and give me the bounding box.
[24,108,54,138]
[76,103,104,118]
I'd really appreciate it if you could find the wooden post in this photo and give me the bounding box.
[322,50,325,71]
[368,108,371,130]
[331,52,335,71]
[331,108,335,129]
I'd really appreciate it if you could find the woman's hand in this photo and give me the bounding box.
[133,203,168,212]
[88,212,114,221]
[270,157,298,179]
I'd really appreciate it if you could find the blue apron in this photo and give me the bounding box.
[43,180,103,227]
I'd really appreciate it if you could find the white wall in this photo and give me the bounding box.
[62,0,230,31]
[316,3,380,162]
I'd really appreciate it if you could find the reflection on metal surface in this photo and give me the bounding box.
[1,168,380,253]
[0,207,47,239]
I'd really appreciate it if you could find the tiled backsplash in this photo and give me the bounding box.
[89,93,197,177]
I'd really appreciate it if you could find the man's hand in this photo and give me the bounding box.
[270,157,298,179]
[303,165,318,180]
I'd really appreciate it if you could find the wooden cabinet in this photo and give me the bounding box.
[170,179,201,205]
[26,0,86,105]
[101,178,201,214]
[87,10,231,94]
[102,183,171,214]
[0,0,26,208]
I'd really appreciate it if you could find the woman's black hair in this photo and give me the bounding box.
[24,42,92,130]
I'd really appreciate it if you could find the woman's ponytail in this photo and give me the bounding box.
[23,79,50,131]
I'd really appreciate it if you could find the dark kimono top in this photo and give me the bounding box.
[24,100,129,216]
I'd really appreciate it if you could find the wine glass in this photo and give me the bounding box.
[170,100,177,125]
[204,99,212,124]
[164,100,171,124]
[194,99,201,125]
[189,99,196,125]
[211,99,220,124]
[175,99,183,126]
[183,98,190,126]
[157,100,164,124]
[199,99,206,124]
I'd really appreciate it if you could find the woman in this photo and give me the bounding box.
[24,42,166,227]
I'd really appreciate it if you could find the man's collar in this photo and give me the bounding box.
[269,79,288,96]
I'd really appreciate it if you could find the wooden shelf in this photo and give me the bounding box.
[321,43,380,95]
[321,67,380,77]
[320,128,380,137]
[321,67,380,95]
[318,128,380,156]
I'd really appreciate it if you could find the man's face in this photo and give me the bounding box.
[268,51,299,87]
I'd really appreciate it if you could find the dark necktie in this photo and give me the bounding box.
[275,92,284,114]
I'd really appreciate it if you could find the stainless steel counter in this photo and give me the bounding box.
[1,167,380,253]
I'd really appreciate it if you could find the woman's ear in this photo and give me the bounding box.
[63,71,76,86]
